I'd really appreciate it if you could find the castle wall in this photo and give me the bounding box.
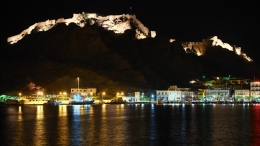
[181,36,253,62]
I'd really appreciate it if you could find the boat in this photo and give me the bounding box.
[157,98,164,104]
[105,97,126,104]
[68,94,94,105]
[68,100,94,105]
[44,100,62,106]
[4,99,20,105]
[106,100,126,104]
[19,98,48,105]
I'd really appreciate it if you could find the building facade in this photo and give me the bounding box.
[156,85,195,102]
[250,81,260,101]
[234,89,250,101]
[205,88,230,102]
[70,88,97,96]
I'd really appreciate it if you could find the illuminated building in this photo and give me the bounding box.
[234,89,250,102]
[250,81,260,101]
[70,88,96,96]
[156,85,197,102]
[205,88,230,102]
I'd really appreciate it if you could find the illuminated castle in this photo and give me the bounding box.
[181,36,253,62]
[7,13,156,44]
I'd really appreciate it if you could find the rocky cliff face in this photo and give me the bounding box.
[7,12,252,63]
[1,13,259,95]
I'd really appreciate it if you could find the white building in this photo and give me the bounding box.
[250,81,260,101]
[156,85,193,102]
[234,89,250,101]
[70,88,97,96]
[205,88,230,102]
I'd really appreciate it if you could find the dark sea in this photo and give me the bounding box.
[0,103,260,146]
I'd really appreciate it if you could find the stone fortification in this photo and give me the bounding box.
[7,13,156,44]
[181,36,253,62]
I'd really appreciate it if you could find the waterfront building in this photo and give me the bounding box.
[156,90,171,102]
[156,85,196,102]
[181,90,194,102]
[250,81,260,101]
[205,88,230,102]
[234,89,250,101]
[134,92,140,102]
[70,88,96,96]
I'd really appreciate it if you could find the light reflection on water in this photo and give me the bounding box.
[1,104,260,145]
[34,106,45,145]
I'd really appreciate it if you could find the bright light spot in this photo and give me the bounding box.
[169,39,176,43]
[190,80,196,84]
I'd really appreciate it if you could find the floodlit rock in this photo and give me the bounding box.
[181,36,253,62]
[210,36,232,51]
[112,21,131,33]
[235,47,241,55]
[169,39,176,43]
[7,13,152,44]
[135,29,147,39]
[35,19,56,32]
[87,13,97,19]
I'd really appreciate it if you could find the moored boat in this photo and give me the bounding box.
[20,98,48,105]
[105,97,126,104]
[44,100,62,106]
[68,100,94,105]
[4,99,20,105]
[68,94,94,105]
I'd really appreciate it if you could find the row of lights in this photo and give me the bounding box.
[18,91,67,96]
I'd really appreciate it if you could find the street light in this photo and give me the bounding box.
[216,77,220,87]
[216,77,220,101]
[102,92,105,100]
[77,77,79,94]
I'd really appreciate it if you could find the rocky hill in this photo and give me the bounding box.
[1,14,259,96]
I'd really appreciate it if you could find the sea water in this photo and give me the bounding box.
[0,103,259,145]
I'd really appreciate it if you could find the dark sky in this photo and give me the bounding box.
[1,1,259,60]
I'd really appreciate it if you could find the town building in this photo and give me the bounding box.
[70,88,97,96]
[205,88,230,102]
[156,85,198,102]
[234,89,250,101]
[250,81,260,101]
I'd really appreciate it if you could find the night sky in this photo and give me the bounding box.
[1,1,259,61]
